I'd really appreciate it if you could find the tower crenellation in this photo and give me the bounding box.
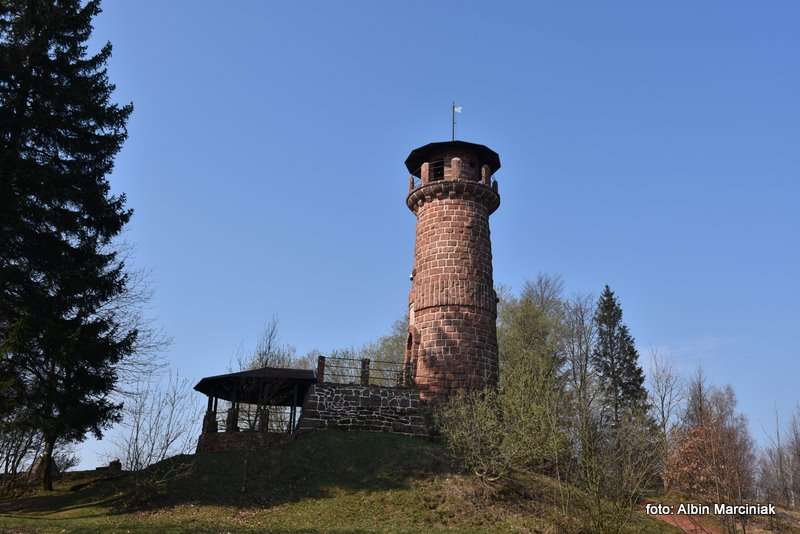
[402,140,501,400]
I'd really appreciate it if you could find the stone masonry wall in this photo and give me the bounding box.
[405,167,501,399]
[297,383,429,436]
[196,430,290,453]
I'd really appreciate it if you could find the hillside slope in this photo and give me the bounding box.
[0,431,679,533]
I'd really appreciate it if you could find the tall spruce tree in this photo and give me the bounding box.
[0,0,135,490]
[591,285,647,425]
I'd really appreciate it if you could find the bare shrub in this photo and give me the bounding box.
[436,389,508,481]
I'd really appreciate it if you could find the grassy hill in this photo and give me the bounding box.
[0,431,679,533]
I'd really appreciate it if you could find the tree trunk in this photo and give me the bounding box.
[41,435,55,491]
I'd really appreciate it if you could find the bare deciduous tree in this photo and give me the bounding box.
[647,349,684,436]
[667,373,757,533]
[113,372,200,472]
[646,349,684,492]
[226,317,305,432]
[790,411,800,506]
[0,423,78,494]
[563,293,597,419]
[232,316,296,372]
[758,407,800,510]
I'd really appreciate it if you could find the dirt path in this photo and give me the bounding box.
[650,511,719,533]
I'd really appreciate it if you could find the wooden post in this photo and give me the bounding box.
[289,384,298,434]
[316,355,326,384]
[202,396,218,433]
[257,387,268,432]
[225,394,240,433]
[361,358,370,386]
[226,402,238,433]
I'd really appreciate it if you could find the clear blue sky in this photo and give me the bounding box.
[80,1,799,466]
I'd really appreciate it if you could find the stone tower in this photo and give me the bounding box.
[402,140,501,400]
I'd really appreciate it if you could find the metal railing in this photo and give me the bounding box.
[318,356,408,387]
[316,355,499,391]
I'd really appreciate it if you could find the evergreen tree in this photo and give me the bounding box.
[0,0,135,490]
[591,285,647,425]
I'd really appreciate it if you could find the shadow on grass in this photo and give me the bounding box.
[0,475,126,514]
[161,430,451,509]
[2,430,453,520]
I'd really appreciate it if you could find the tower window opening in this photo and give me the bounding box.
[430,160,444,180]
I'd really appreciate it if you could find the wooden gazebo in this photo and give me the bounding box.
[194,367,316,437]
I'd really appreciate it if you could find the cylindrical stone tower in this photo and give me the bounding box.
[402,140,501,400]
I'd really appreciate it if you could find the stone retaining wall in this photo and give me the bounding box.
[297,383,430,436]
[196,430,290,453]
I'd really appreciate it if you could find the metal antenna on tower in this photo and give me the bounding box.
[451,102,462,140]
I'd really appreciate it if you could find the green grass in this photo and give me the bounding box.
[0,431,679,533]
